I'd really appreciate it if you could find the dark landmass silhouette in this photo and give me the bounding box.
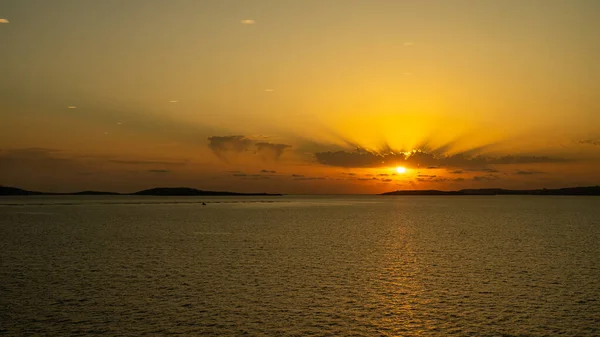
[381,186,600,196]
[0,186,45,196]
[0,186,282,196]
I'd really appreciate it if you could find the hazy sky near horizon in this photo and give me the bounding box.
[1,0,599,193]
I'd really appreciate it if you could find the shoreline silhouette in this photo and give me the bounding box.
[2,185,600,196]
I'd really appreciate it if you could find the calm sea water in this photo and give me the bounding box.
[1,196,599,336]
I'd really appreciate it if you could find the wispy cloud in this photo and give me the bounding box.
[109,159,186,166]
[148,169,170,173]
[579,139,600,146]
[168,100,178,103]
[473,174,500,182]
[241,19,256,25]
[260,169,277,174]
[264,89,275,92]
[515,170,544,175]
[0,19,9,24]
[293,176,325,181]
[67,105,77,109]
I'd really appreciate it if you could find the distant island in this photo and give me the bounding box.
[0,186,282,197]
[381,186,600,196]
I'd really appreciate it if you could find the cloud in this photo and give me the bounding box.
[260,169,277,174]
[0,19,8,24]
[579,139,600,146]
[168,100,178,103]
[109,159,186,166]
[314,148,565,169]
[515,170,544,175]
[148,169,170,173]
[207,136,290,161]
[293,176,326,181]
[449,170,464,174]
[241,19,255,24]
[466,168,499,173]
[0,148,84,174]
[67,105,77,109]
[255,142,291,160]
[232,172,272,180]
[382,179,393,182]
[473,174,500,182]
[291,174,304,177]
[243,175,272,180]
[208,136,253,158]
[264,89,275,92]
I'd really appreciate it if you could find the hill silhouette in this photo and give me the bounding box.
[381,186,600,196]
[0,186,281,196]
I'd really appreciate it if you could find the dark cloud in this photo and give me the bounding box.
[579,139,600,146]
[377,173,390,177]
[515,170,544,175]
[358,177,378,181]
[343,172,356,176]
[418,174,436,178]
[232,173,248,177]
[260,169,277,174]
[314,148,565,169]
[291,174,304,177]
[208,136,253,158]
[148,169,170,173]
[381,179,393,182]
[207,136,291,161]
[255,142,291,160]
[448,170,464,174]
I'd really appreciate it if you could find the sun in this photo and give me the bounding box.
[395,166,407,174]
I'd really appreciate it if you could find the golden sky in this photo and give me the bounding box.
[1,0,599,193]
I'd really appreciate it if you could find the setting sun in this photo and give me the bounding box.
[396,166,407,174]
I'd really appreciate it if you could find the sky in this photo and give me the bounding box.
[1,0,599,194]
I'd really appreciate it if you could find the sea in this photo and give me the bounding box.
[1,195,599,336]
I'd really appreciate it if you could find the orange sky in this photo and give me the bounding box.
[1,0,599,193]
